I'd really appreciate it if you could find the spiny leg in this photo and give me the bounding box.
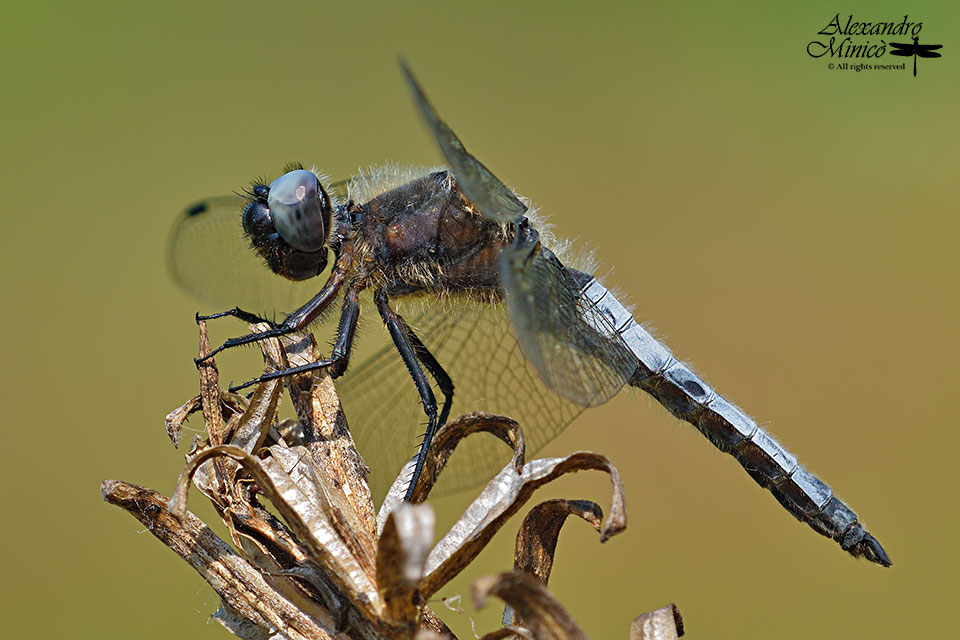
[393,313,455,433]
[194,307,283,364]
[196,255,349,365]
[197,307,276,326]
[327,288,360,378]
[229,287,360,393]
[374,290,441,501]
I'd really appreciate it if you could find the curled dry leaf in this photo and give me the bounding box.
[420,452,627,598]
[628,604,684,640]
[472,572,588,640]
[379,412,526,533]
[513,499,603,584]
[163,388,250,447]
[166,322,285,452]
[106,319,670,639]
[229,496,361,633]
[189,324,286,511]
[503,499,603,628]
[164,393,200,447]
[227,379,283,453]
[377,411,625,600]
[169,443,383,620]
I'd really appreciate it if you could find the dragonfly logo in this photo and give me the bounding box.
[807,13,943,76]
[889,36,943,76]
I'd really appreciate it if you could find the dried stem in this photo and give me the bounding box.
[102,322,681,638]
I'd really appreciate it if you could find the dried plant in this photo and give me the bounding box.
[101,321,684,639]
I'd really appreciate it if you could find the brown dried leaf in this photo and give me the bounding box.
[504,499,603,628]
[113,320,478,639]
[198,319,224,445]
[513,499,603,584]
[420,451,626,598]
[267,562,351,632]
[195,321,283,496]
[230,530,336,620]
[281,333,378,557]
[118,315,652,639]
[165,391,253,447]
[628,604,684,640]
[227,332,285,453]
[101,479,333,640]
[376,503,435,626]
[164,394,201,447]
[379,412,526,533]
[231,502,381,636]
[267,445,378,578]
[472,572,588,640]
[168,444,383,619]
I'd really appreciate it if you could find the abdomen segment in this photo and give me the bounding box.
[575,275,891,566]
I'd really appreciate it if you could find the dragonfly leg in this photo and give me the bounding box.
[196,250,351,365]
[197,307,276,326]
[227,287,361,393]
[196,322,296,365]
[328,288,360,378]
[374,289,440,502]
[194,307,286,364]
[393,313,455,431]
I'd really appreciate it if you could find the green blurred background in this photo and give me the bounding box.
[2,1,956,637]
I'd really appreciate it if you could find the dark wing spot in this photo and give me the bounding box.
[186,202,208,216]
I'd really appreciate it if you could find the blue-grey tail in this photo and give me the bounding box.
[576,275,891,566]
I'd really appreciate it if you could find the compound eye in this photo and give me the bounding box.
[241,200,275,237]
[267,169,330,252]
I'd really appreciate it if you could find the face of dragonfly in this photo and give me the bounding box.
[242,169,332,281]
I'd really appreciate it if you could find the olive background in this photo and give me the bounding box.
[2,1,956,638]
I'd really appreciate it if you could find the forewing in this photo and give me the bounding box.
[499,242,637,407]
[887,44,913,56]
[916,45,942,58]
[338,295,585,501]
[168,196,327,318]
[400,60,528,223]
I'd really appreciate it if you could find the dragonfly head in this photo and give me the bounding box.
[242,169,332,281]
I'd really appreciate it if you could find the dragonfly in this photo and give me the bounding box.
[168,61,891,566]
[889,36,943,76]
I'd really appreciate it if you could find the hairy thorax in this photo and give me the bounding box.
[350,171,511,298]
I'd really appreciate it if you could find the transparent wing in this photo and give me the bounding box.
[400,59,528,223]
[499,242,637,407]
[338,294,585,501]
[167,196,330,318]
